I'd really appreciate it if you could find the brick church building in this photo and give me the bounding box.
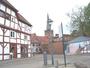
[31,15,64,54]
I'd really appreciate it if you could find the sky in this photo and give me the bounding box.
[8,0,90,36]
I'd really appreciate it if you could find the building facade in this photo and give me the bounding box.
[0,0,32,60]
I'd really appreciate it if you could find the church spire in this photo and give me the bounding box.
[47,14,53,30]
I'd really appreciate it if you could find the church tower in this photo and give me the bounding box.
[45,14,53,37]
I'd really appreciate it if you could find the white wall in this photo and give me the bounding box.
[5,19,10,27]
[10,38,16,43]
[17,39,20,43]
[4,55,9,60]
[0,36,3,42]
[21,40,24,44]
[69,43,79,55]
[4,44,9,54]
[4,30,9,36]
[17,54,21,58]
[6,7,11,14]
[11,22,15,28]
[0,17,4,25]
[4,37,9,42]
[0,28,3,35]
[0,45,2,54]
[17,45,21,53]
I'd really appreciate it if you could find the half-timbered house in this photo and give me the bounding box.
[0,0,32,60]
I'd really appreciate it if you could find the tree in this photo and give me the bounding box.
[69,3,90,36]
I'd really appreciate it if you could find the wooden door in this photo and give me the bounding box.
[10,43,17,58]
[21,44,28,58]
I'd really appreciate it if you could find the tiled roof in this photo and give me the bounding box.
[37,36,49,44]
[31,34,39,43]
[1,0,18,12]
[1,0,32,27]
[31,34,49,44]
[68,36,90,43]
[17,13,32,27]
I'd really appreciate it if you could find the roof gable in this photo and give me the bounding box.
[17,13,32,27]
[68,36,90,43]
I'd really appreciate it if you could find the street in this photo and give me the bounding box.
[0,54,90,68]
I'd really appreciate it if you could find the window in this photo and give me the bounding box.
[0,4,5,11]
[24,35,27,40]
[10,31,15,37]
[11,16,15,22]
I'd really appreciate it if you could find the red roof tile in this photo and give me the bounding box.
[31,34,49,44]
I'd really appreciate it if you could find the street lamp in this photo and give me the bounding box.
[47,14,54,65]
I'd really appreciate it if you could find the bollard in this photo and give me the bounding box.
[43,51,47,65]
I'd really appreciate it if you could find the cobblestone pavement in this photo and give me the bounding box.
[0,54,90,68]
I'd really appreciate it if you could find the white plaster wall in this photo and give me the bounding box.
[4,37,9,42]
[17,54,21,58]
[4,44,9,54]
[6,7,11,14]
[15,23,18,29]
[17,33,20,38]
[19,21,22,27]
[25,41,27,44]
[0,28,3,35]
[17,45,21,53]
[0,17,4,25]
[4,55,9,60]
[17,25,20,30]
[27,41,30,44]
[0,55,2,60]
[27,35,30,40]
[17,39,20,43]
[21,34,24,39]
[22,28,24,32]
[22,23,25,27]
[11,22,14,28]
[4,30,9,36]
[5,19,10,27]
[0,45,2,54]
[21,40,24,44]
[11,11,16,17]
[15,18,18,23]
[0,36,3,42]
[10,39,16,43]
[69,43,79,55]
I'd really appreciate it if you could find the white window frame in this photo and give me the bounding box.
[10,31,15,38]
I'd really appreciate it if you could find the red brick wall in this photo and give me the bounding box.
[53,41,63,54]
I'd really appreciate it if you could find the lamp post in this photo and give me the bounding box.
[47,14,54,65]
[61,22,66,67]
